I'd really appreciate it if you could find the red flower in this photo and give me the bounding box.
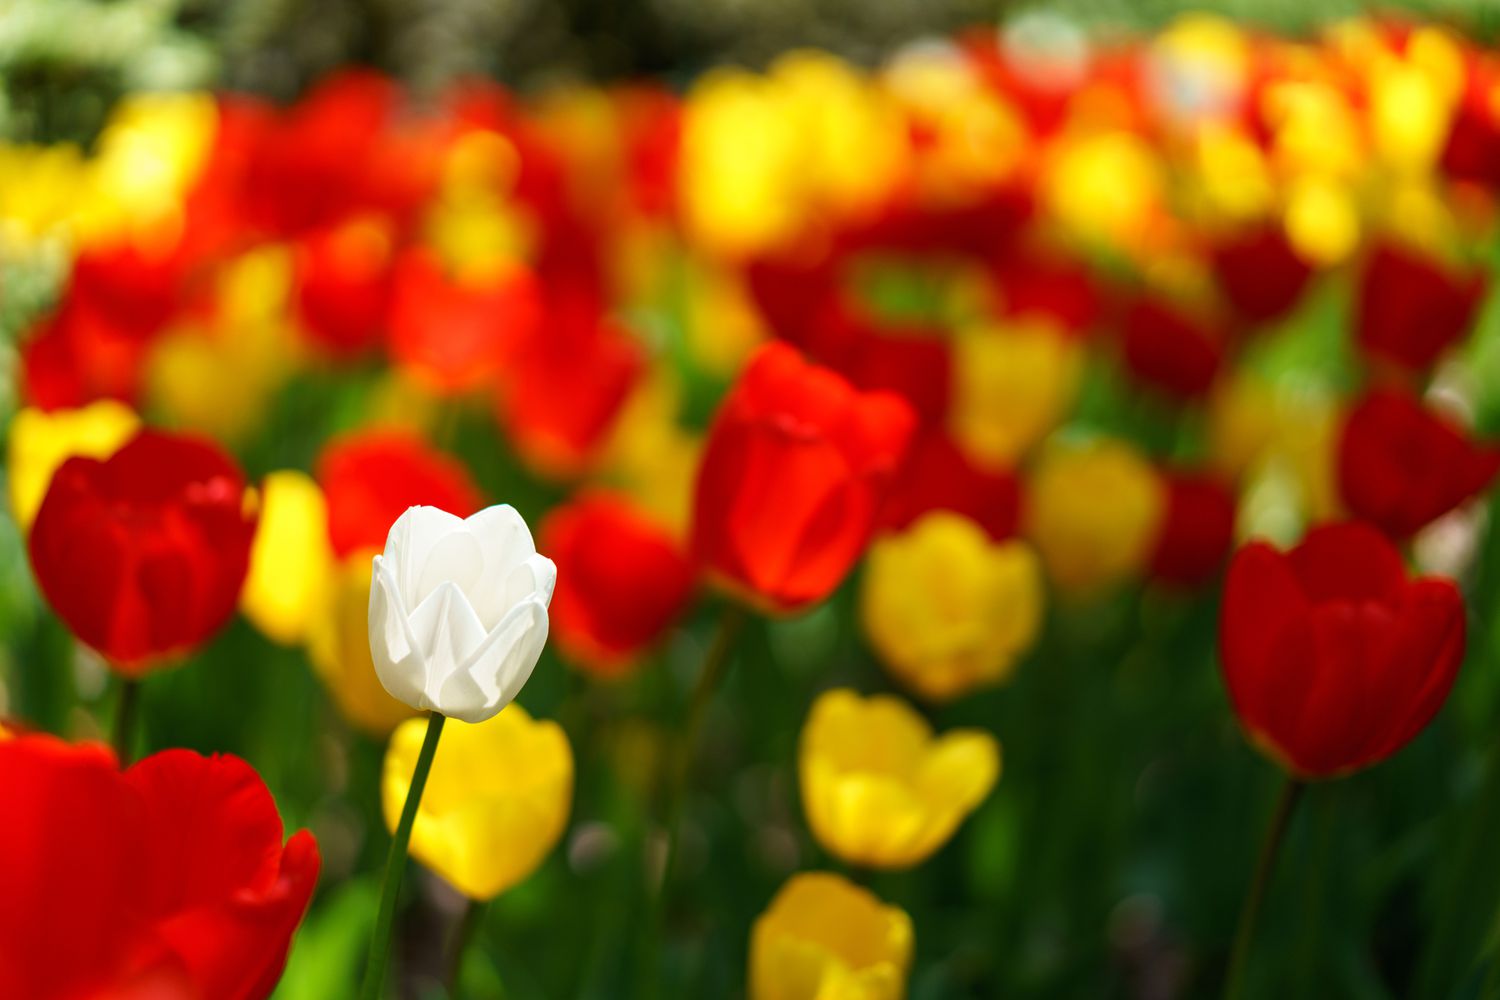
[878,431,1023,542]
[388,248,542,394]
[691,342,916,613]
[292,217,395,358]
[1354,243,1485,373]
[0,735,319,1000]
[1119,298,1225,401]
[28,430,257,671]
[1149,472,1237,587]
[1338,388,1500,539]
[317,431,482,558]
[1220,522,1466,777]
[541,493,696,675]
[1212,225,1312,325]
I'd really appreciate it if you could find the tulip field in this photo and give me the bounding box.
[12,6,1500,998]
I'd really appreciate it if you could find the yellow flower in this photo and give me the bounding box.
[307,554,416,736]
[951,319,1083,467]
[1024,437,1166,597]
[1043,129,1165,253]
[861,513,1043,702]
[383,705,574,900]
[799,689,1000,869]
[240,471,334,646]
[6,402,140,533]
[750,871,913,1000]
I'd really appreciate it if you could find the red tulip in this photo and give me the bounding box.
[1354,243,1485,373]
[1338,387,1500,540]
[0,735,319,1000]
[1148,472,1237,587]
[316,431,482,558]
[1212,224,1312,324]
[541,493,696,676]
[1220,522,1466,777]
[691,342,916,613]
[1119,298,1225,401]
[27,430,257,671]
[292,216,395,358]
[388,248,542,394]
[878,431,1023,542]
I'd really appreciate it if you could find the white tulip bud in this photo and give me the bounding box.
[369,505,555,723]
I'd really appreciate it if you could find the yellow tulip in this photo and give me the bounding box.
[1024,437,1166,597]
[383,705,573,899]
[799,689,999,869]
[750,871,913,1000]
[240,471,334,646]
[861,513,1043,702]
[951,320,1083,467]
[307,554,416,736]
[6,402,140,533]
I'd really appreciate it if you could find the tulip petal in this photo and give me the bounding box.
[369,555,428,709]
[439,598,550,724]
[1220,541,1310,733]
[386,505,467,608]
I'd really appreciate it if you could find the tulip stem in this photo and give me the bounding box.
[112,677,141,764]
[446,897,487,998]
[361,711,447,1000]
[1224,776,1304,1000]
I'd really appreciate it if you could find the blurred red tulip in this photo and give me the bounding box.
[1338,387,1500,540]
[1212,225,1312,324]
[1148,472,1237,587]
[879,431,1023,542]
[994,255,1102,334]
[0,735,319,1000]
[317,431,482,558]
[292,217,395,358]
[1354,243,1485,373]
[388,248,542,393]
[542,493,696,675]
[691,342,916,613]
[1220,522,1465,777]
[1120,298,1225,401]
[28,430,257,671]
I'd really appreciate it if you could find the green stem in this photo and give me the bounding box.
[445,897,488,998]
[1224,776,1305,1000]
[638,603,747,997]
[360,711,447,1000]
[112,677,141,765]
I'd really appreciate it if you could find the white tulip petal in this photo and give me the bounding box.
[413,529,486,612]
[369,556,427,708]
[439,598,550,723]
[387,506,468,608]
[406,580,488,700]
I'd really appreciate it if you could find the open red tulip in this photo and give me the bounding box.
[27,429,257,672]
[1220,522,1466,777]
[0,735,319,1000]
[691,342,915,613]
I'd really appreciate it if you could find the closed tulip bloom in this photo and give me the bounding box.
[382,703,573,899]
[1148,472,1238,587]
[861,513,1043,702]
[308,554,415,735]
[750,871,913,1000]
[369,504,555,723]
[1119,297,1225,402]
[951,320,1082,467]
[0,735,319,1000]
[317,430,482,558]
[800,688,1000,869]
[1025,438,1166,598]
[541,493,696,677]
[1220,522,1466,777]
[1354,243,1485,372]
[691,342,915,613]
[1338,388,1500,540]
[241,470,335,646]
[1211,224,1312,325]
[28,429,258,671]
[6,400,139,533]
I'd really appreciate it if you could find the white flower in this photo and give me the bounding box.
[369,505,556,724]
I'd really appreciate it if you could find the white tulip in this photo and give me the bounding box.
[369,505,556,724]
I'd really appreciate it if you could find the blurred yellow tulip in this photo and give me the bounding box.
[861,513,1043,702]
[1025,437,1165,597]
[750,871,913,1000]
[241,471,334,646]
[6,402,140,533]
[799,688,999,869]
[951,320,1083,467]
[383,704,573,899]
[306,553,415,736]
